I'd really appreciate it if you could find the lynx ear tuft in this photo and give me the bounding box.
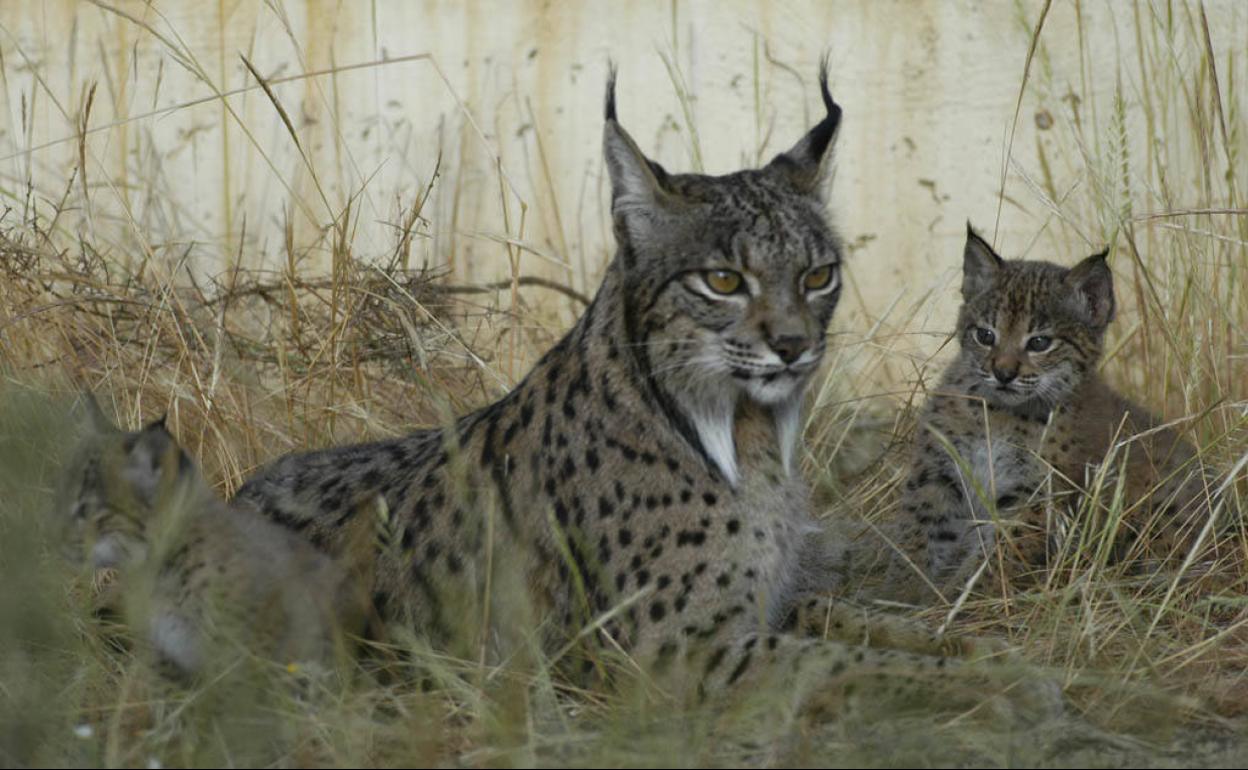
[603,65,675,247]
[604,60,618,122]
[765,54,842,196]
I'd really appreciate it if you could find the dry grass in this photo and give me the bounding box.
[1,1,1247,766]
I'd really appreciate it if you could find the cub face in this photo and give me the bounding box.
[956,225,1114,411]
[58,397,192,570]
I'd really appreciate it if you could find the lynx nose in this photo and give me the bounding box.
[992,364,1018,384]
[769,335,809,365]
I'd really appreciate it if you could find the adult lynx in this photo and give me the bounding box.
[236,67,1045,710]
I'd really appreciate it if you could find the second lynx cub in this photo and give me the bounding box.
[60,399,364,677]
[896,226,1212,594]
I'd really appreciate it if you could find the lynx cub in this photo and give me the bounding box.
[59,399,363,677]
[235,65,1043,712]
[896,226,1211,595]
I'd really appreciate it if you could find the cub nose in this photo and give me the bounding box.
[769,335,809,365]
[992,364,1018,384]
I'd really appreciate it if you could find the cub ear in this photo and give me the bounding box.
[602,64,673,243]
[80,391,117,434]
[121,419,187,507]
[1065,250,1115,329]
[962,222,1003,299]
[765,55,842,197]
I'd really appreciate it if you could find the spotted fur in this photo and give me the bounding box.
[894,225,1214,596]
[235,67,1050,710]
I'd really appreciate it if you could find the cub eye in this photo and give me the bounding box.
[703,269,744,295]
[804,264,837,291]
[1025,335,1053,353]
[973,327,996,346]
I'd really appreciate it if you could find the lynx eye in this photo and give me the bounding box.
[1025,335,1053,353]
[804,264,837,292]
[703,269,744,295]
[973,327,996,346]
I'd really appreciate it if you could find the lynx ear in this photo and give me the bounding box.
[121,420,185,507]
[962,223,1003,299]
[766,55,842,196]
[603,64,672,238]
[80,391,117,434]
[1065,250,1115,328]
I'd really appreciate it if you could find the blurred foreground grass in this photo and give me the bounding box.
[1,0,1248,766]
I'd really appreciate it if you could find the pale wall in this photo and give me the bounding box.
[1,1,1244,378]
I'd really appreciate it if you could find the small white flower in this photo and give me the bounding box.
[72,723,93,739]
